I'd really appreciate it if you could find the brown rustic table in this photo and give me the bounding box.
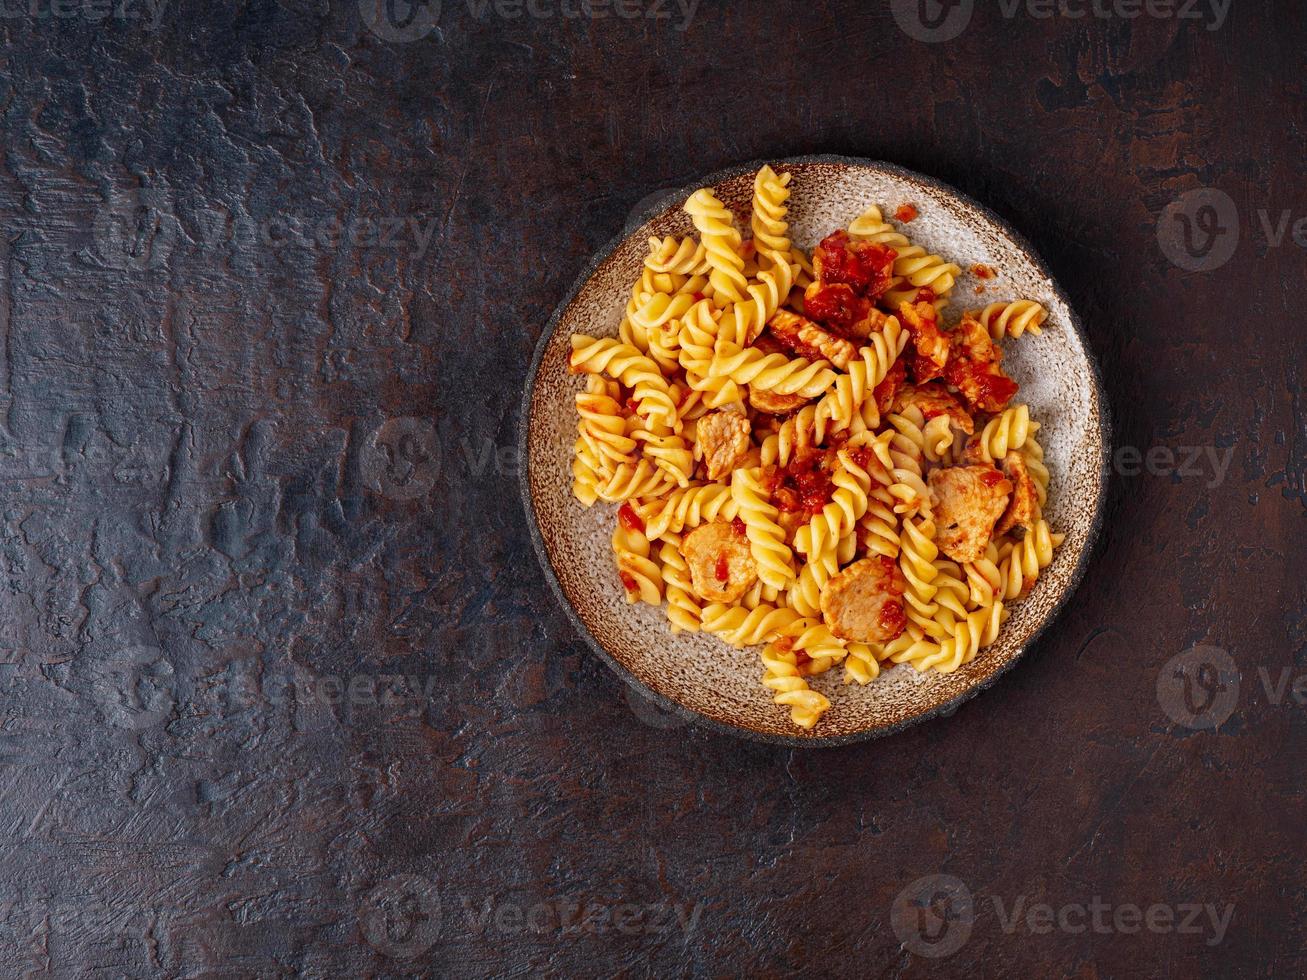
[0,1,1301,976]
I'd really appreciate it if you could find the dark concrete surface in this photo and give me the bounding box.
[0,1,1301,976]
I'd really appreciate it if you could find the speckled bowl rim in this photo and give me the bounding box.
[519,155,1111,748]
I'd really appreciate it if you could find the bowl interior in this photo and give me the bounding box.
[524,158,1106,745]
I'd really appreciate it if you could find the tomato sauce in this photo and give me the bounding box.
[813,231,897,301]
[796,472,833,517]
[771,449,837,521]
[976,371,1019,408]
[873,555,901,586]
[944,358,1019,413]
[787,453,836,518]
[803,282,862,330]
[879,599,908,639]
[895,203,919,223]
[714,553,730,583]
[971,263,996,280]
[617,502,645,534]
[846,446,875,473]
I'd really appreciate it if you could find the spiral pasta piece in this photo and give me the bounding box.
[875,418,931,515]
[708,343,836,398]
[763,404,820,468]
[636,482,738,540]
[999,518,1062,598]
[571,436,605,507]
[632,279,702,376]
[898,516,940,629]
[751,165,792,262]
[760,629,830,730]
[848,204,960,305]
[847,205,912,249]
[676,298,744,409]
[843,642,883,685]
[646,321,682,376]
[902,528,958,642]
[883,249,962,307]
[612,524,662,605]
[630,418,693,489]
[975,300,1047,340]
[658,534,701,633]
[813,317,907,433]
[962,544,1004,608]
[931,559,971,622]
[570,336,680,430]
[731,467,796,589]
[595,458,675,503]
[716,256,794,348]
[1022,435,1051,508]
[676,297,719,377]
[882,632,946,670]
[701,602,802,648]
[794,447,873,570]
[785,554,835,619]
[628,270,707,373]
[685,188,748,303]
[921,414,955,462]
[888,404,953,465]
[857,485,901,559]
[645,235,711,276]
[902,602,1005,675]
[576,375,636,469]
[737,579,783,610]
[619,267,682,352]
[630,289,697,334]
[672,382,712,425]
[790,620,848,662]
[790,246,815,288]
[977,404,1037,463]
[837,530,857,567]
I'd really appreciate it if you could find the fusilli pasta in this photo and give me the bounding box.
[974,300,1047,340]
[732,467,796,590]
[685,188,748,303]
[565,166,1067,732]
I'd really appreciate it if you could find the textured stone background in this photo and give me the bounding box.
[0,1,1301,976]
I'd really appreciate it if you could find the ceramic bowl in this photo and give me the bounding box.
[520,156,1109,747]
